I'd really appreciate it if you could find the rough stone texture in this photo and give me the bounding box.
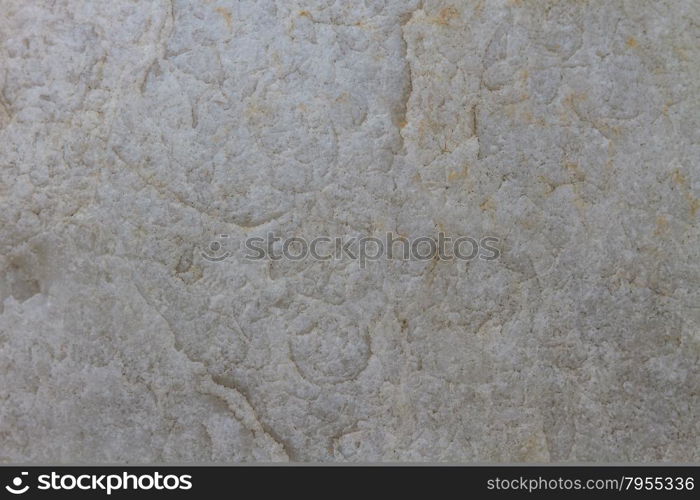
[1,0,698,462]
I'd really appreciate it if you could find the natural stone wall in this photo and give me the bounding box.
[0,0,698,462]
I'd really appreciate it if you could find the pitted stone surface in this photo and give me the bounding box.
[0,0,698,462]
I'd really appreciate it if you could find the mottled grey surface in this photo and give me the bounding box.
[0,0,698,462]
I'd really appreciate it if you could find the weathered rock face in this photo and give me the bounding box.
[0,0,698,462]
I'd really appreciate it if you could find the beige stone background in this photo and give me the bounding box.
[0,0,698,462]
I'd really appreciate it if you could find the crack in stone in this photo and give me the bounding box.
[210,374,296,461]
[133,281,293,461]
[396,1,424,152]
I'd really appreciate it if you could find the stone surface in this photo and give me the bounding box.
[0,0,698,462]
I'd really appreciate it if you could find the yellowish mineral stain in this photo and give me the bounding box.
[215,7,233,30]
[517,429,550,462]
[447,167,468,181]
[671,169,699,217]
[480,197,495,211]
[434,6,460,26]
[654,215,669,236]
[672,169,687,186]
[565,162,585,182]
